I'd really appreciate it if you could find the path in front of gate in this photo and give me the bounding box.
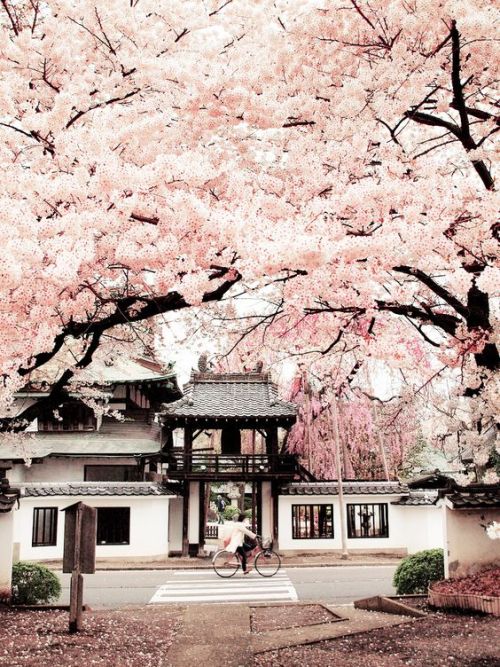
[166,602,416,667]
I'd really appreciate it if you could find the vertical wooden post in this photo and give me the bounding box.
[198,481,206,557]
[185,426,193,473]
[268,427,278,472]
[256,482,262,537]
[182,481,190,557]
[271,482,279,548]
[251,480,257,533]
[69,505,83,633]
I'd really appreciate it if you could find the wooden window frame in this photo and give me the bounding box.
[346,503,389,539]
[32,507,58,547]
[291,503,334,539]
[96,507,130,545]
[38,401,96,433]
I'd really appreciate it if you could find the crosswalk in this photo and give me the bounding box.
[148,569,298,604]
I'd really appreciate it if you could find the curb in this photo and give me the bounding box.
[47,560,401,572]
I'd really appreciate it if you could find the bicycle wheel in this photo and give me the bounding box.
[254,549,281,577]
[212,550,240,578]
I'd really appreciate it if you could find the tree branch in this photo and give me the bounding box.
[66,88,140,129]
[1,0,19,35]
[393,265,469,318]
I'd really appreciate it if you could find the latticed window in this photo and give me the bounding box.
[347,503,389,538]
[38,401,96,432]
[292,504,334,539]
[96,507,130,545]
[32,507,58,546]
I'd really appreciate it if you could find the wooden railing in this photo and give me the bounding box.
[205,524,220,539]
[165,453,299,478]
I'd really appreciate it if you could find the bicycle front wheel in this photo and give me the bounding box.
[212,550,240,578]
[254,550,281,577]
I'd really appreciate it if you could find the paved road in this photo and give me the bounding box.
[57,565,397,608]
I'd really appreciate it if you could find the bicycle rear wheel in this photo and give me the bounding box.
[212,550,240,578]
[254,550,281,577]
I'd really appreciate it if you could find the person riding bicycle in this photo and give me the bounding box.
[225,512,257,574]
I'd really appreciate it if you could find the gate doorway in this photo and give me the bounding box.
[204,481,262,549]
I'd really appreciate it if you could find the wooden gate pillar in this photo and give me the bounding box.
[181,481,190,557]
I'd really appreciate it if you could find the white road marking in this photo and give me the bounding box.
[148,569,298,604]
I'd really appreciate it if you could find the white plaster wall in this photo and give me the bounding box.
[389,505,444,554]
[278,495,442,552]
[0,511,14,601]
[168,497,183,554]
[188,482,200,544]
[444,507,500,578]
[261,482,272,541]
[13,496,172,561]
[20,457,140,482]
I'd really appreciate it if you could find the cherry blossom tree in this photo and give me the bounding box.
[0,0,498,474]
[286,369,419,480]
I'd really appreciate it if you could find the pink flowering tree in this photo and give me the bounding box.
[0,0,498,474]
[286,370,418,480]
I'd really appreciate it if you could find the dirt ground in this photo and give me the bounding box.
[0,606,182,667]
[1,603,499,667]
[255,607,500,667]
[251,603,338,633]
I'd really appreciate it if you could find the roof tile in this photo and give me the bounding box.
[161,373,296,420]
[280,481,406,496]
[22,482,180,497]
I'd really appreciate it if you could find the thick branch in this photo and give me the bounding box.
[374,301,459,335]
[404,110,461,138]
[450,21,472,146]
[393,266,468,318]
[7,270,242,431]
[19,270,241,378]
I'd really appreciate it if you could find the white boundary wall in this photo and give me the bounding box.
[12,495,172,561]
[278,494,444,553]
[0,511,14,601]
[444,505,500,578]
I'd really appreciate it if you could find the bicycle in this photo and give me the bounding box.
[212,536,281,578]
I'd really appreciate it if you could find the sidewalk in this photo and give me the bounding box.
[41,551,403,571]
[167,601,419,667]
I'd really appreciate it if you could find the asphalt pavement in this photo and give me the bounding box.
[56,564,398,608]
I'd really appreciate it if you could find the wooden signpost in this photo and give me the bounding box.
[62,502,96,633]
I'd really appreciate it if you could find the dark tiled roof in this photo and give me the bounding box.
[0,494,17,513]
[446,488,500,509]
[161,373,297,420]
[392,491,439,506]
[0,421,161,460]
[22,482,179,497]
[407,473,456,489]
[280,481,407,496]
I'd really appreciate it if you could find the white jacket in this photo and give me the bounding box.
[226,521,256,553]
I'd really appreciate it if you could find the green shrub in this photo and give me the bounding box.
[222,505,254,521]
[393,548,444,594]
[12,562,61,605]
[222,505,240,520]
